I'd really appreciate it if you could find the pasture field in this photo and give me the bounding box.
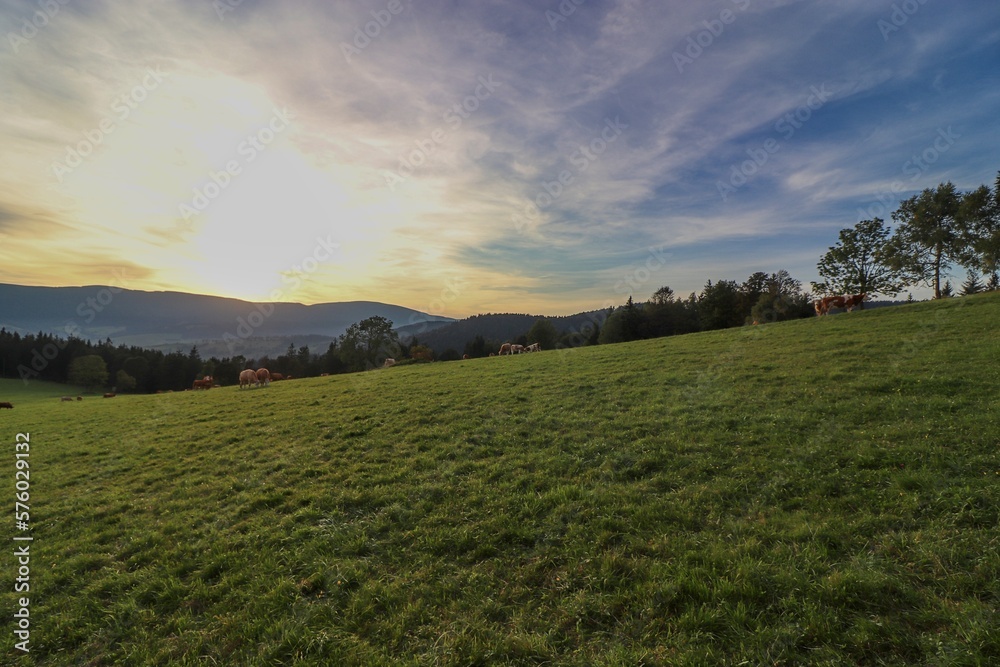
[2,294,999,665]
[0,378,87,407]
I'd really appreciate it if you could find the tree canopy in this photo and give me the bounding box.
[813,218,913,298]
[339,316,400,372]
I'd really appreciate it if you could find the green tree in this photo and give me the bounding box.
[599,297,645,344]
[339,316,400,372]
[889,183,967,299]
[68,355,108,392]
[960,270,984,296]
[527,318,558,351]
[115,369,137,393]
[697,280,742,331]
[957,172,1000,274]
[645,286,699,337]
[813,218,912,297]
[464,335,487,358]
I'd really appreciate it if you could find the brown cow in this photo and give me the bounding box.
[269,372,284,381]
[0,402,12,409]
[383,358,396,368]
[498,343,512,356]
[239,369,257,389]
[256,368,271,386]
[103,393,116,398]
[843,293,866,312]
[192,375,213,390]
[814,295,847,316]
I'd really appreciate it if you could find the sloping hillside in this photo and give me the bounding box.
[4,294,999,664]
[0,283,453,347]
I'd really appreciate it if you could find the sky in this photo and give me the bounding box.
[1,1,999,318]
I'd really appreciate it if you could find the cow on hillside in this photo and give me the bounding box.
[239,369,258,389]
[192,375,214,390]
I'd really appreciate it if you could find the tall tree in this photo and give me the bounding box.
[960,270,984,296]
[813,218,913,297]
[957,172,1000,274]
[68,355,108,392]
[889,183,966,299]
[599,297,645,344]
[339,316,400,372]
[697,280,742,331]
[527,318,558,351]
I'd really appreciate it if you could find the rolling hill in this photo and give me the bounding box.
[2,293,998,664]
[0,283,454,356]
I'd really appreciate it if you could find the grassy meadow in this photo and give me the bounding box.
[2,294,999,665]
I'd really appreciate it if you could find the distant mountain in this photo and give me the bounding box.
[0,283,454,355]
[406,310,611,354]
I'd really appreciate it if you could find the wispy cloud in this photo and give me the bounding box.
[1,0,998,314]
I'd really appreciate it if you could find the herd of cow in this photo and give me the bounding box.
[236,368,289,389]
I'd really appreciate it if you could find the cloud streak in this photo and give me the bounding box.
[2,0,998,315]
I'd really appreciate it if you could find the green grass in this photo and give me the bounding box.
[0,378,88,406]
[3,294,999,665]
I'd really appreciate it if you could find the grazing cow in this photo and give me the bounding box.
[814,295,847,316]
[256,368,271,386]
[239,369,258,389]
[498,343,512,356]
[0,402,13,409]
[320,373,330,377]
[843,293,866,312]
[61,396,74,402]
[77,396,82,401]
[103,393,116,398]
[526,342,541,352]
[192,375,213,390]
[511,344,525,354]
[462,354,470,360]
[384,358,396,368]
[270,372,285,381]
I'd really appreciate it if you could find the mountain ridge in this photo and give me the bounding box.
[0,283,455,353]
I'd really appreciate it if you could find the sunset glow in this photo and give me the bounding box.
[2,2,999,315]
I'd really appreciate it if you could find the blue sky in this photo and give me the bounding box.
[1,0,998,317]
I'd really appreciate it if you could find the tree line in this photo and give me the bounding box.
[813,172,1000,299]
